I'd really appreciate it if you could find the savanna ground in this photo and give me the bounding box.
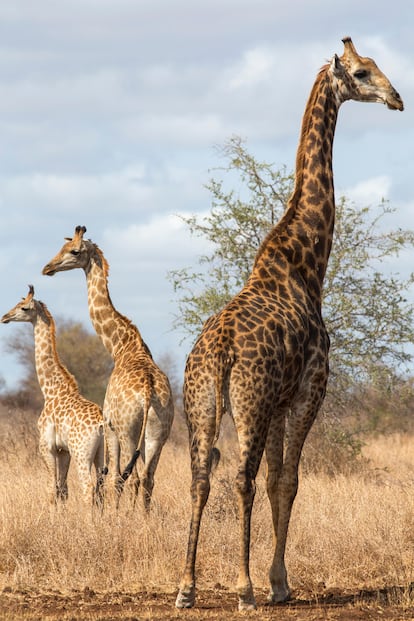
[1,406,413,620]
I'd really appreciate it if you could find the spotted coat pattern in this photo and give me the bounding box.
[176,37,403,611]
[42,230,174,510]
[1,286,105,505]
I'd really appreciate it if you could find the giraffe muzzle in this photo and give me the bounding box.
[42,265,56,276]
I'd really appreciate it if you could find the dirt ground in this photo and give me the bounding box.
[1,585,414,621]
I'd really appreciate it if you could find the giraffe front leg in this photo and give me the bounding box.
[56,450,71,503]
[38,428,61,503]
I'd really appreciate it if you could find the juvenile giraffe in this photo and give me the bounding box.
[1,285,105,505]
[175,37,403,611]
[42,228,174,510]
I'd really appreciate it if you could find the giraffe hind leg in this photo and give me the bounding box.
[56,450,71,502]
[265,413,291,603]
[267,397,322,604]
[233,426,269,611]
[93,432,106,508]
[176,434,216,608]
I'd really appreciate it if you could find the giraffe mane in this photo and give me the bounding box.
[91,242,109,278]
[254,65,331,266]
[89,240,150,352]
[288,64,330,212]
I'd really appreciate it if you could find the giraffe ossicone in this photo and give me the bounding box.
[175,37,403,612]
[1,285,105,506]
[42,226,174,511]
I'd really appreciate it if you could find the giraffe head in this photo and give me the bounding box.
[42,225,91,276]
[1,285,50,326]
[330,37,403,111]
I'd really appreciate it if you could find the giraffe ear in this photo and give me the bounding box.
[331,54,345,78]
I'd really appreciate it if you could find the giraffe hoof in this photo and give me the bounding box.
[237,587,257,611]
[175,587,195,609]
[267,588,291,604]
[238,599,257,611]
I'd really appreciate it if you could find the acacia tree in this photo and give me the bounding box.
[169,137,414,438]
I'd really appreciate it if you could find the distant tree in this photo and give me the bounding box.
[1,318,112,410]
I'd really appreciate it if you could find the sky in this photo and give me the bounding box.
[0,0,413,389]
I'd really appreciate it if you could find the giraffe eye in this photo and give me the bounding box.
[70,249,80,256]
[354,69,369,80]
[21,307,29,311]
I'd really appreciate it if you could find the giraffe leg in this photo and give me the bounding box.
[176,432,215,609]
[267,396,323,604]
[38,427,60,503]
[56,450,71,502]
[105,423,122,505]
[93,432,106,508]
[265,413,290,603]
[72,432,104,506]
[234,431,267,611]
[118,433,141,506]
[139,442,161,513]
[140,405,170,512]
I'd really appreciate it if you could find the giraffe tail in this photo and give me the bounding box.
[121,449,141,481]
[210,446,220,473]
[120,379,152,482]
[212,341,234,450]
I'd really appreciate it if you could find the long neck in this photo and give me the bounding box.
[84,246,147,359]
[33,310,78,400]
[253,66,338,303]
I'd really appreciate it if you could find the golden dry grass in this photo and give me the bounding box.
[0,412,413,611]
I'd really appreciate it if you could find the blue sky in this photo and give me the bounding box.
[1,1,413,388]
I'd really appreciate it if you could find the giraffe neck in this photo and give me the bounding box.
[253,66,338,303]
[84,245,146,360]
[32,305,77,400]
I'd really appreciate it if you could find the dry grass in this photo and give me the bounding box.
[0,411,413,608]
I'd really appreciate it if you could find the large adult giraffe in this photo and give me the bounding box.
[42,228,174,511]
[1,285,105,505]
[175,37,403,611]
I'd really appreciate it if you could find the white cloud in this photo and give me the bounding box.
[345,176,392,205]
[229,47,276,90]
[1,1,414,389]
[103,211,213,266]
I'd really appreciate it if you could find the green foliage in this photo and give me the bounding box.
[169,136,294,336]
[170,136,414,379]
[168,136,414,456]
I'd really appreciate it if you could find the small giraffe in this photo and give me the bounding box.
[42,227,174,510]
[175,37,403,611]
[1,285,105,505]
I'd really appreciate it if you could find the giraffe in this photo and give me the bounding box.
[1,285,105,505]
[42,227,174,511]
[175,37,403,611]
